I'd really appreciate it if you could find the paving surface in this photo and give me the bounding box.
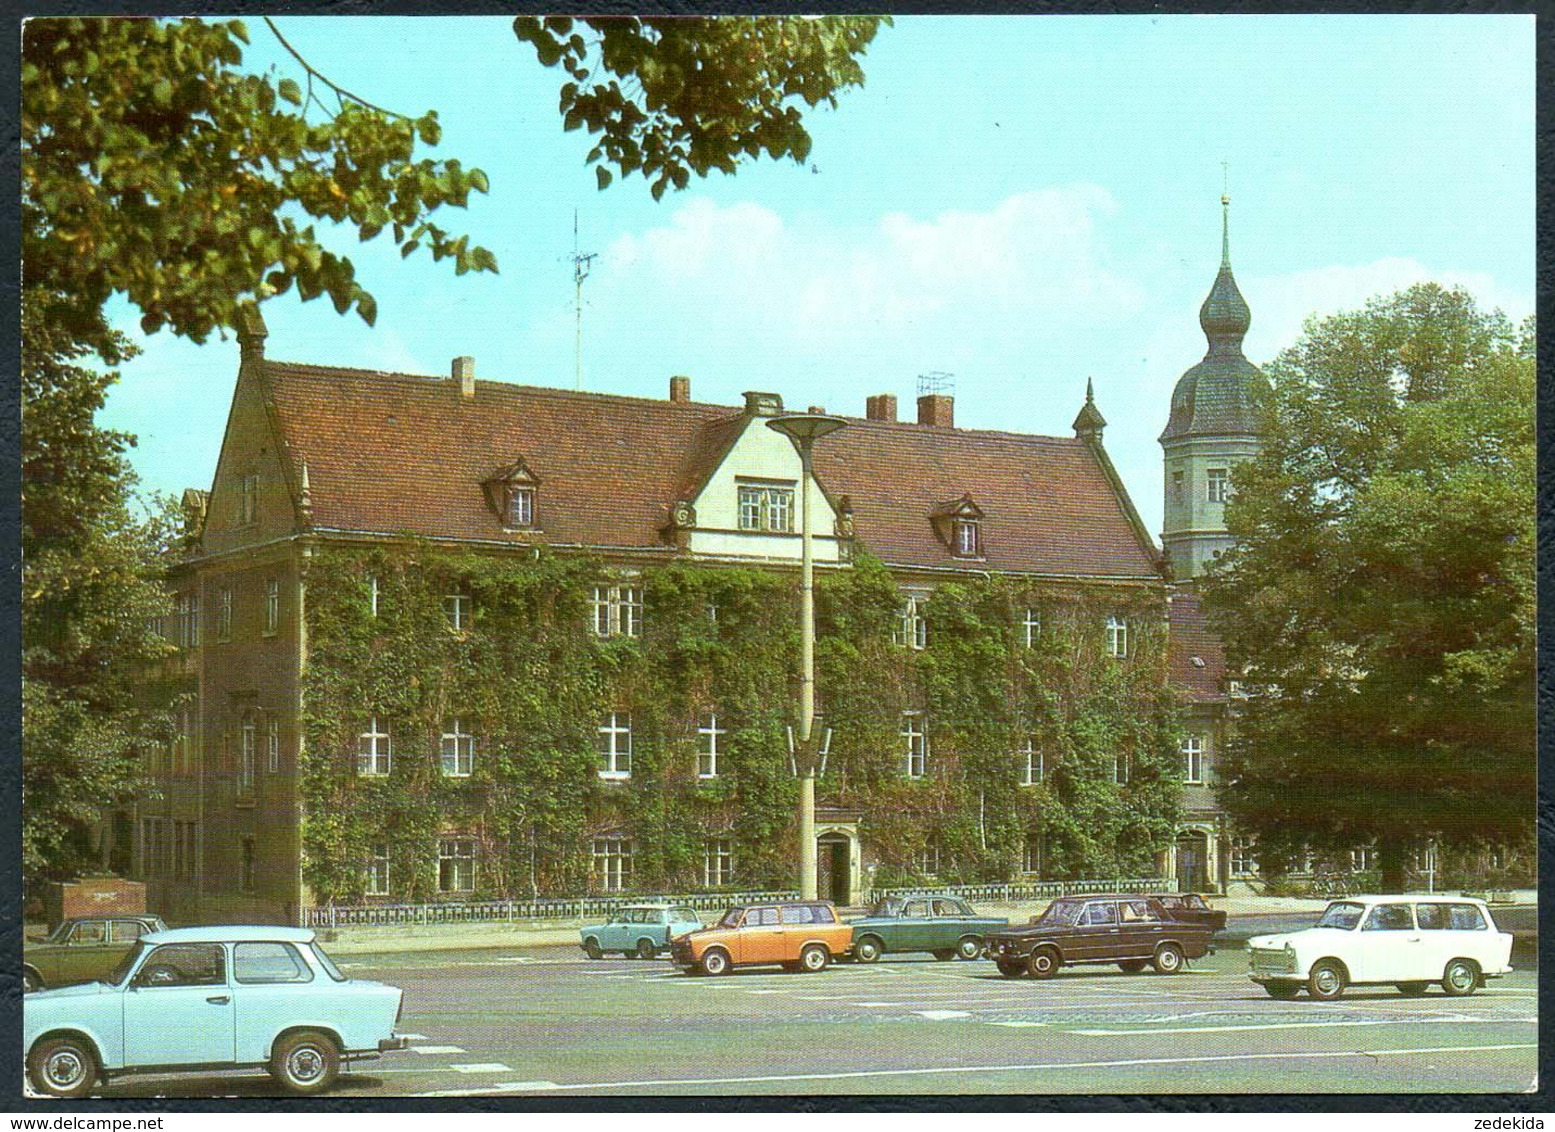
[92,943,1538,1099]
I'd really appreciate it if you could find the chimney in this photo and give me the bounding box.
[453,356,475,399]
[865,394,897,422]
[808,405,826,415]
[917,393,954,428]
[669,375,691,403]
[237,303,268,365]
[742,391,783,416]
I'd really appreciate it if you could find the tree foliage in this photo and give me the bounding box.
[514,16,888,199]
[21,307,180,888]
[22,16,495,359]
[1203,285,1535,890]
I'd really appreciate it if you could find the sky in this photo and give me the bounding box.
[97,14,1536,539]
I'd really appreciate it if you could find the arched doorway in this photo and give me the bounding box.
[1175,830,1210,893]
[814,809,862,907]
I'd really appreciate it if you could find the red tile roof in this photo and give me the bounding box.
[1167,589,1227,701]
[259,361,1161,578]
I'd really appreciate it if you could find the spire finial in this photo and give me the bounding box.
[298,458,312,518]
[1086,376,1095,403]
[1220,162,1231,267]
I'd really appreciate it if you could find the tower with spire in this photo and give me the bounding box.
[1158,190,1270,581]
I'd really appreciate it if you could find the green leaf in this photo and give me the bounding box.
[278,77,302,105]
[595,166,612,191]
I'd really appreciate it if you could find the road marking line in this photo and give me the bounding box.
[1066,1017,1537,1037]
[411,1043,1537,1094]
[914,1010,973,1020]
[410,1045,467,1055]
[449,1063,513,1074]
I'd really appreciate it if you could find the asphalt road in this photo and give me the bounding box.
[93,942,1538,1099]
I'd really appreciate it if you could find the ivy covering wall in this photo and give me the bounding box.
[298,543,1182,904]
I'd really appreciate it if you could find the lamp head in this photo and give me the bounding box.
[766,413,848,448]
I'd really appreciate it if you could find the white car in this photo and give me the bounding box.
[24,925,407,1098]
[1248,895,1513,1001]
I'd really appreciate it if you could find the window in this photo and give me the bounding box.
[1080,902,1118,927]
[1021,607,1042,648]
[1207,467,1230,504]
[235,941,312,984]
[704,837,734,887]
[895,595,928,650]
[266,719,279,774]
[780,904,814,925]
[444,593,471,631]
[508,485,536,528]
[1182,735,1204,784]
[365,842,390,896]
[217,588,232,642]
[70,921,107,944]
[1230,838,1257,878]
[357,717,391,776]
[591,584,643,638]
[238,721,256,797]
[1171,470,1184,505]
[912,840,941,876]
[1417,903,1487,931]
[1022,834,1042,875]
[1105,615,1129,658]
[135,943,226,988]
[592,836,633,893]
[901,713,927,778]
[264,579,279,635]
[597,713,632,780]
[697,713,724,779]
[736,483,795,533]
[953,519,980,557]
[239,473,258,525]
[178,593,200,648]
[441,718,475,778]
[368,574,379,617]
[438,838,476,893]
[1363,904,1415,932]
[1019,737,1043,786]
[241,837,256,892]
[1350,846,1375,873]
[1113,751,1131,785]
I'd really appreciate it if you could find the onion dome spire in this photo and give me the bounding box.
[1198,192,1251,351]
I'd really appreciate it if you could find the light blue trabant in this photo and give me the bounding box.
[24,925,407,1098]
[579,903,703,959]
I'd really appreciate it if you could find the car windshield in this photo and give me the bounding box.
[310,942,348,982]
[1035,901,1083,927]
[718,908,745,929]
[1315,902,1366,930]
[105,941,148,986]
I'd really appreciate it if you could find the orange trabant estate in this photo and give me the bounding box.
[670,901,853,975]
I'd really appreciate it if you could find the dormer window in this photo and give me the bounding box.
[737,482,795,533]
[930,494,985,557]
[954,519,980,557]
[482,458,541,531]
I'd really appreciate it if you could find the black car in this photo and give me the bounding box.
[985,894,1215,978]
[1154,893,1228,932]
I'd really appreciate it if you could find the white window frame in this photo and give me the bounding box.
[591,584,643,639]
[953,519,980,557]
[1230,839,1257,878]
[913,839,941,876]
[597,713,632,780]
[1021,607,1041,648]
[736,483,795,533]
[368,574,379,618]
[508,485,535,528]
[1106,615,1129,659]
[1019,737,1042,786]
[441,718,475,778]
[896,594,928,650]
[179,593,201,648]
[704,837,734,887]
[1022,835,1042,875]
[697,713,724,779]
[444,592,471,631]
[240,473,258,525]
[592,836,633,893]
[263,579,279,636]
[1182,735,1204,784]
[1207,467,1230,504]
[238,721,256,796]
[902,713,927,779]
[438,837,476,893]
[365,842,390,896]
[357,717,391,777]
[266,718,279,774]
[217,588,232,642]
[1113,751,1131,785]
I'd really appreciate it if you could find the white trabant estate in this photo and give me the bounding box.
[1248,895,1513,1001]
[24,925,407,1098]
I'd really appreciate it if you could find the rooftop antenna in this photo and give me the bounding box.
[571,210,599,391]
[916,371,955,398]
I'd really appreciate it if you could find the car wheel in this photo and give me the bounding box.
[22,967,42,994]
[1396,981,1431,997]
[635,939,658,960]
[800,944,830,974]
[582,939,603,960]
[1118,960,1149,974]
[854,936,883,964]
[996,958,1025,978]
[27,1036,98,1100]
[1027,947,1060,979]
[1307,959,1347,1001]
[1263,980,1301,999]
[699,948,730,977]
[1442,958,1479,997]
[932,949,955,961]
[956,936,983,961]
[1152,943,1185,975]
[270,1030,341,1097]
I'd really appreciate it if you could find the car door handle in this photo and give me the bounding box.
[206,995,230,1005]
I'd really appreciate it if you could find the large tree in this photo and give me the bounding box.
[1203,284,1535,892]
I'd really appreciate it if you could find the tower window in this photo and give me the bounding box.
[1207,468,1230,504]
[1171,471,1185,504]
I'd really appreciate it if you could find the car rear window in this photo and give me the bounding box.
[69,921,108,944]
[235,941,313,984]
[310,942,348,982]
[1418,903,1488,931]
[780,905,813,925]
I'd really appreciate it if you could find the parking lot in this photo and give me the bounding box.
[94,943,1538,1098]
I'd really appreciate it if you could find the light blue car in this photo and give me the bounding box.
[580,903,703,959]
[24,925,407,1098]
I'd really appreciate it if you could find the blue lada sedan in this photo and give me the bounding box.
[24,926,407,1098]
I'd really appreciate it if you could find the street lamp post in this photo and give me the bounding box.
[767,413,848,901]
